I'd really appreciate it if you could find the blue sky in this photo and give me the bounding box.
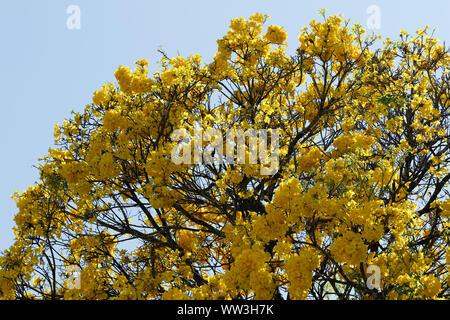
[1,0,450,250]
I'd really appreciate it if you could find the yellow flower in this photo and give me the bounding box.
[330,231,367,266]
[285,247,320,299]
[421,275,441,298]
[264,25,288,45]
[92,84,109,106]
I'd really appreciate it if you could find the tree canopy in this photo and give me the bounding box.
[1,13,450,300]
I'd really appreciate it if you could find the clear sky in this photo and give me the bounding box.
[1,0,450,250]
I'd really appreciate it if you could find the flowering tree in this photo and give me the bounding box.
[1,13,449,300]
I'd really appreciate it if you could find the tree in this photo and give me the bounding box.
[1,12,449,300]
